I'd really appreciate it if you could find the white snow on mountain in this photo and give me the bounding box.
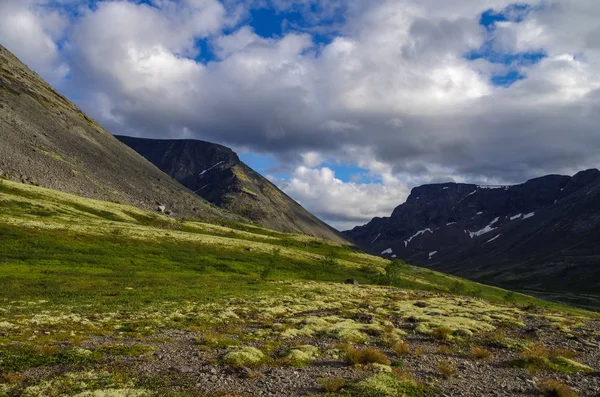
[468,217,499,238]
[404,228,433,247]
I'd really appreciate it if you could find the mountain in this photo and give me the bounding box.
[116,136,349,244]
[345,169,600,309]
[0,44,240,223]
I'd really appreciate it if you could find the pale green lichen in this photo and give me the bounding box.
[552,357,594,372]
[350,373,434,396]
[286,345,320,364]
[223,347,266,367]
[72,390,151,397]
[370,363,393,373]
[0,320,17,329]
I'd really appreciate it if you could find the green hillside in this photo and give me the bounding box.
[1,179,598,396]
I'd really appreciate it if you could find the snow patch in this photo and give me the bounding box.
[428,251,438,259]
[459,190,477,203]
[443,187,449,190]
[468,217,499,238]
[477,185,510,189]
[446,222,457,226]
[523,212,535,219]
[509,213,522,220]
[404,228,433,247]
[381,248,393,255]
[485,234,501,244]
[199,161,225,176]
[370,233,381,244]
[194,184,210,193]
[391,255,397,258]
[477,211,483,215]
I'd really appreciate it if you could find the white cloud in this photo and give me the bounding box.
[0,0,70,82]
[275,166,409,230]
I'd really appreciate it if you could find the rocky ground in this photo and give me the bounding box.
[3,281,599,396]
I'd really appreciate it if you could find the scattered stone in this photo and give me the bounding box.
[345,279,359,285]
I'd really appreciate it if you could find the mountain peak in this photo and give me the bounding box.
[117,136,349,244]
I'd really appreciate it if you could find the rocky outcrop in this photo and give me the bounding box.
[345,170,600,308]
[116,136,350,244]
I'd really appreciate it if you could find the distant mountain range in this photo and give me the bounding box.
[345,170,600,308]
[116,136,349,244]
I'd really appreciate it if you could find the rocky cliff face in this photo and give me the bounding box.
[117,136,350,244]
[0,45,238,223]
[345,169,600,308]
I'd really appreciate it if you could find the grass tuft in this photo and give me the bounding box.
[536,378,579,397]
[469,347,493,359]
[431,326,453,340]
[319,377,345,393]
[437,360,457,379]
[346,347,391,366]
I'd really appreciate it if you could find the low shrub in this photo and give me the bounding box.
[319,377,345,393]
[436,345,456,355]
[431,327,453,340]
[536,378,578,397]
[438,360,457,379]
[469,347,493,359]
[393,341,410,356]
[346,347,391,366]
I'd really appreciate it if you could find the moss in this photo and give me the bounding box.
[286,345,320,364]
[347,373,437,397]
[370,363,393,373]
[550,357,593,373]
[223,347,267,367]
[72,390,151,397]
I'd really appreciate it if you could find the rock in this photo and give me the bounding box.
[237,366,253,379]
[344,279,359,285]
[413,301,428,308]
[158,205,166,213]
[170,365,194,374]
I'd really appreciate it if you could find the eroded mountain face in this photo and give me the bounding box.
[0,45,239,223]
[345,169,600,308]
[117,136,349,244]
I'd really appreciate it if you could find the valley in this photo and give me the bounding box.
[1,179,599,396]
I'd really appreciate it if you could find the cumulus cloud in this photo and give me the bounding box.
[1,0,600,228]
[0,0,70,82]
[274,166,410,230]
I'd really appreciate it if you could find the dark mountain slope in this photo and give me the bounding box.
[0,44,240,222]
[345,169,600,308]
[116,136,349,244]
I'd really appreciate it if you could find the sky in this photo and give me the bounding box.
[1,0,599,230]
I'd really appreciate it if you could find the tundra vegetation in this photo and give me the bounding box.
[0,179,599,396]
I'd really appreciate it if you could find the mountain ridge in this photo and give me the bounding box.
[116,136,350,244]
[344,169,600,309]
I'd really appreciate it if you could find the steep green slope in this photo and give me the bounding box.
[0,44,238,223]
[116,136,349,244]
